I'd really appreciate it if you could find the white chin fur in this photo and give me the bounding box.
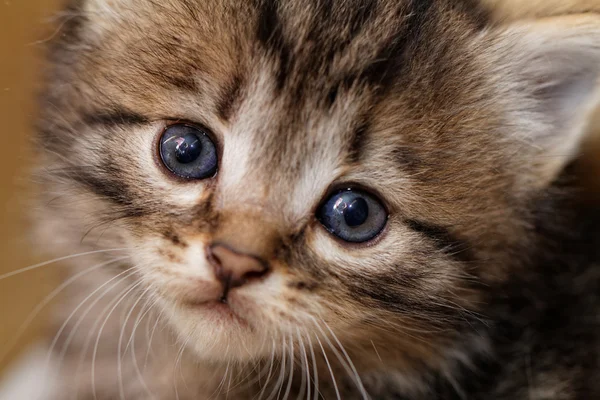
[0,343,57,400]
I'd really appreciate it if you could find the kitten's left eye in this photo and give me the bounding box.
[159,124,218,179]
[317,189,388,243]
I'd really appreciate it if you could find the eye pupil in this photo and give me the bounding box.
[159,124,218,180]
[317,188,387,243]
[175,133,202,164]
[344,197,369,227]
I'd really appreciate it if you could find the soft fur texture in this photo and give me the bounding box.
[32,0,600,399]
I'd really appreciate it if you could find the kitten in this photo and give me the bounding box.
[13,0,600,399]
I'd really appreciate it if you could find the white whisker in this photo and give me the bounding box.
[255,339,276,400]
[225,359,234,400]
[265,336,286,400]
[118,287,152,400]
[67,270,142,400]
[370,340,382,363]
[54,267,141,364]
[143,307,164,371]
[295,328,309,400]
[305,332,319,400]
[44,265,139,395]
[174,336,191,400]
[68,268,147,400]
[319,319,368,399]
[91,280,144,400]
[0,248,129,281]
[0,255,128,365]
[211,353,231,400]
[283,334,294,400]
[129,297,159,399]
[315,332,340,400]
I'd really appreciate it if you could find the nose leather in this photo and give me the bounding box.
[207,243,269,298]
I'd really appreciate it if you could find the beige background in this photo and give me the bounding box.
[0,0,599,380]
[0,0,62,374]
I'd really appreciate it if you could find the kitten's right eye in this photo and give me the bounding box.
[317,188,388,243]
[159,124,218,179]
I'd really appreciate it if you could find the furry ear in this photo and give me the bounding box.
[485,15,600,185]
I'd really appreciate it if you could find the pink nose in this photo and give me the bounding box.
[206,243,269,294]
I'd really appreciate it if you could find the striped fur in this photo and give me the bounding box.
[31,0,600,398]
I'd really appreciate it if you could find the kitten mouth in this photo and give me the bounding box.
[182,289,248,324]
[219,276,234,303]
[187,299,248,326]
[181,279,233,306]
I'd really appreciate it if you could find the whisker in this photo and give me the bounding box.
[174,336,191,400]
[0,248,129,281]
[295,328,309,400]
[226,353,270,394]
[225,359,235,400]
[129,297,159,399]
[265,336,286,400]
[370,340,383,363]
[283,334,294,400]
[80,218,121,245]
[54,267,141,363]
[305,332,319,400]
[44,265,139,393]
[315,332,340,400]
[319,319,368,399]
[0,255,129,365]
[91,280,145,400]
[27,13,81,46]
[123,295,154,356]
[255,339,276,400]
[67,268,145,400]
[118,287,152,400]
[143,307,165,371]
[67,270,142,400]
[211,354,231,400]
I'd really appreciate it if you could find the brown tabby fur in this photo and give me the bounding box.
[32,0,600,399]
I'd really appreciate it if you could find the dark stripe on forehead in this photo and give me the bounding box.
[255,0,490,102]
[356,0,436,91]
[143,67,199,93]
[217,74,245,121]
[256,0,291,92]
[346,118,371,164]
[256,0,279,45]
[345,0,378,42]
[312,0,378,47]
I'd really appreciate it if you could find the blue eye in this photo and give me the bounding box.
[159,124,218,179]
[317,189,387,243]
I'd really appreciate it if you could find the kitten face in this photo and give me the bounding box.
[38,0,600,368]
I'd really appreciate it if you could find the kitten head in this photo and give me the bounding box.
[38,0,600,369]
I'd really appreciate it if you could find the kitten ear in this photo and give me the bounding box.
[488,15,600,184]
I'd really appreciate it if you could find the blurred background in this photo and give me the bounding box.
[0,0,599,382]
[0,0,62,374]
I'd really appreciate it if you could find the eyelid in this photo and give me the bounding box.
[315,188,389,246]
[163,119,223,158]
[153,122,221,184]
[317,182,391,217]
